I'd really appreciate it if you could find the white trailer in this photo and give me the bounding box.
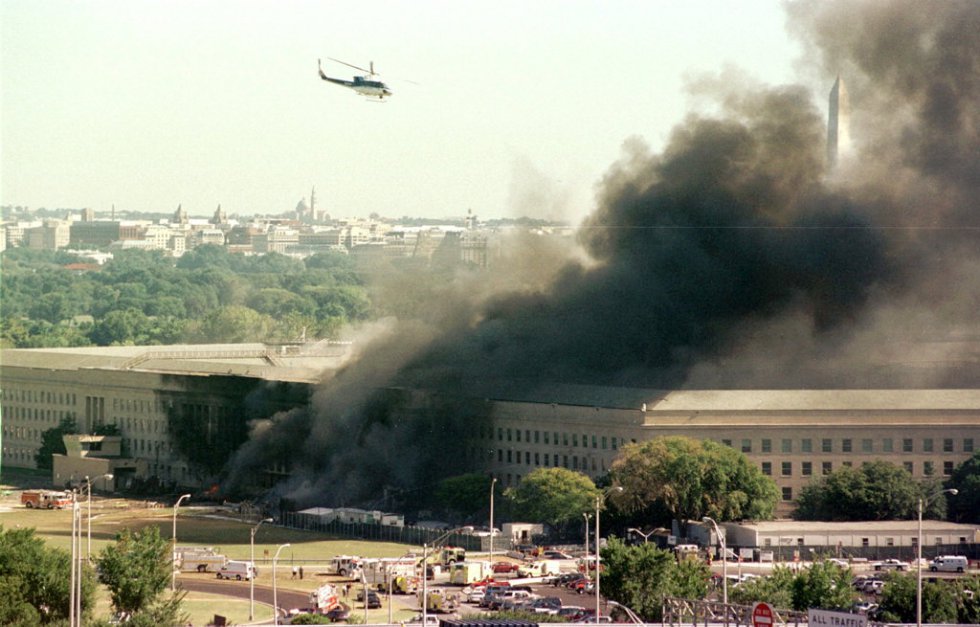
[448,561,492,585]
[176,548,227,573]
[328,555,362,578]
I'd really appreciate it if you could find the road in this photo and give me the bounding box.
[180,577,310,620]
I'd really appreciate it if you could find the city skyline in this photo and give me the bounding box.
[2,1,807,222]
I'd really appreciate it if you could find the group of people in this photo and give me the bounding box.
[291,565,305,579]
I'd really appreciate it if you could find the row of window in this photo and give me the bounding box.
[0,389,78,405]
[483,426,629,451]
[724,437,974,454]
[762,460,957,478]
[1,405,77,424]
[494,448,606,474]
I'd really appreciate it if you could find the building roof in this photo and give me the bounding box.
[470,380,980,412]
[0,343,350,384]
[724,520,979,534]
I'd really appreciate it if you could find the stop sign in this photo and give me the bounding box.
[752,601,774,627]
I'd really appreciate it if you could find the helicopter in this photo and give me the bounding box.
[318,58,393,100]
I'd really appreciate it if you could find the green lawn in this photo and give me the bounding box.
[1,477,422,625]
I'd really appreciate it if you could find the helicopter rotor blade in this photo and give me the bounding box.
[328,57,374,75]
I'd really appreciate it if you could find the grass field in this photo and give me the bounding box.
[1,468,422,624]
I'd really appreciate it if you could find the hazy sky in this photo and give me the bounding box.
[2,1,810,221]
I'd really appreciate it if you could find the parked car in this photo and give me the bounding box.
[542,550,574,560]
[930,555,968,573]
[557,606,588,621]
[402,615,440,627]
[552,572,587,587]
[356,590,382,609]
[873,559,909,571]
[529,597,563,615]
[492,561,521,574]
[325,605,351,622]
[570,578,595,594]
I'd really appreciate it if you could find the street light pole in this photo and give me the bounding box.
[627,527,653,544]
[422,543,428,627]
[273,543,291,626]
[489,477,497,569]
[595,486,623,621]
[250,517,273,621]
[171,493,191,592]
[69,495,78,627]
[703,517,728,608]
[583,513,591,558]
[917,489,957,627]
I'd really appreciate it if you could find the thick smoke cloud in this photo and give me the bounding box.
[224,0,980,507]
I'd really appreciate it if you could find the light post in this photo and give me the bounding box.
[422,543,429,627]
[273,543,291,625]
[250,517,273,621]
[703,516,728,611]
[69,494,79,627]
[489,477,497,569]
[87,473,113,559]
[917,489,957,627]
[627,527,654,544]
[171,493,191,592]
[595,486,623,621]
[583,513,592,557]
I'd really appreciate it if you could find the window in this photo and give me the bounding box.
[507,428,512,442]
[516,430,521,442]
[582,434,588,448]
[943,461,954,476]
[801,439,812,453]
[722,439,732,447]
[534,430,540,444]
[761,462,772,476]
[822,461,832,475]
[842,439,852,453]
[506,450,512,463]
[885,537,894,547]
[802,462,812,476]
[904,461,914,474]
[563,433,569,446]
[601,436,607,449]
[822,439,832,453]
[781,487,792,501]
[923,438,934,453]
[924,461,934,476]
[782,439,792,453]
[592,435,597,449]
[883,438,893,452]
[544,432,550,444]
[781,462,792,476]
[525,430,530,443]
[862,439,873,453]
[943,438,953,453]
[903,438,913,453]
[861,538,870,547]
[573,434,578,447]
[762,439,772,453]
[966,438,975,453]
[534,452,540,465]
[742,439,752,453]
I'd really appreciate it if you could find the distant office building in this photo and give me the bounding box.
[26,220,71,251]
[827,75,851,167]
[70,221,122,248]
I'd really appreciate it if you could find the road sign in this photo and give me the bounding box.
[808,609,867,627]
[752,601,774,627]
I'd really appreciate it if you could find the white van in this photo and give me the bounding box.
[217,560,256,580]
[929,555,968,573]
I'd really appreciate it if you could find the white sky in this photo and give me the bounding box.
[1,0,809,221]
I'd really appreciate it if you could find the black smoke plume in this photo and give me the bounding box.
[223,0,980,507]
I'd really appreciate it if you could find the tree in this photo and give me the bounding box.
[35,417,78,470]
[0,526,96,625]
[609,436,778,533]
[789,561,855,611]
[730,565,794,608]
[876,572,958,624]
[600,536,709,621]
[946,451,980,523]
[505,468,600,536]
[794,461,928,521]
[96,526,185,624]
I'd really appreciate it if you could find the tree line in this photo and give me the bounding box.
[0,245,371,348]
